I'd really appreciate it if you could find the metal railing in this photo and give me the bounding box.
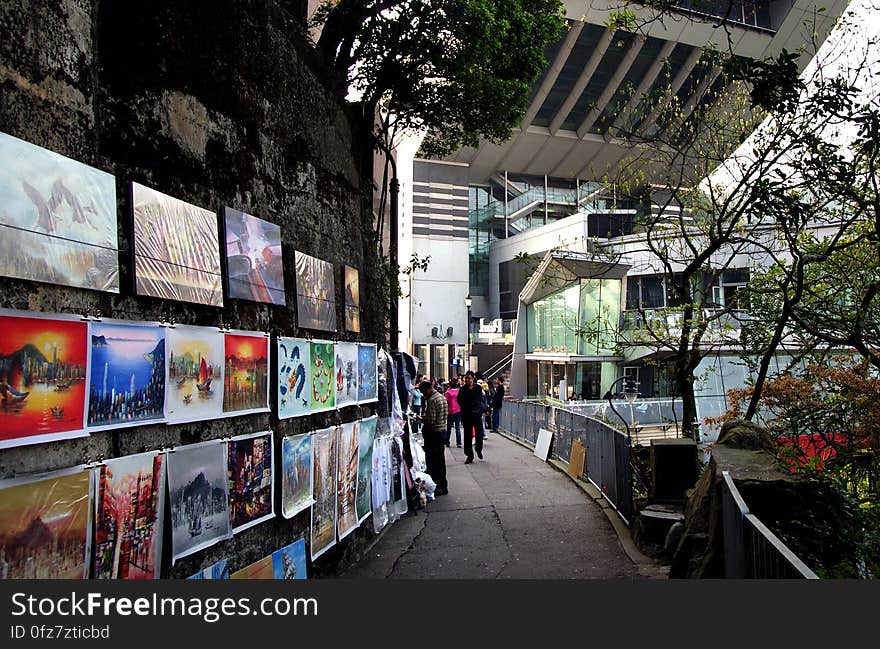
[721,471,819,579]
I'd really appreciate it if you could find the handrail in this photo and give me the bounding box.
[482,352,513,381]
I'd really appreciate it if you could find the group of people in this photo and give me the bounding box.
[410,371,506,498]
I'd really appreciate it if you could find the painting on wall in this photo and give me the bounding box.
[87,320,165,431]
[131,182,223,307]
[310,341,335,413]
[336,421,360,540]
[356,416,377,523]
[334,342,359,408]
[357,343,378,404]
[93,451,165,580]
[223,207,285,305]
[230,555,274,580]
[272,538,307,579]
[0,132,119,293]
[344,265,360,333]
[277,337,310,418]
[188,558,229,579]
[0,311,88,449]
[371,434,390,534]
[165,325,224,424]
[310,426,338,561]
[281,433,314,519]
[0,467,91,578]
[167,440,231,562]
[223,332,269,416]
[295,251,336,331]
[226,432,274,534]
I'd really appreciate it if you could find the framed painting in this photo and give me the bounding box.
[223,207,285,305]
[344,265,360,333]
[295,251,336,331]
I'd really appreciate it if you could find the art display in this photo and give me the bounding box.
[226,432,274,534]
[295,251,336,331]
[223,207,285,305]
[281,433,314,519]
[357,416,377,523]
[165,325,224,424]
[336,421,360,540]
[0,312,88,449]
[93,452,165,579]
[335,342,359,408]
[0,132,119,293]
[390,436,408,518]
[357,343,378,403]
[371,435,390,534]
[344,265,360,333]
[310,426,338,560]
[271,538,308,579]
[167,440,231,562]
[0,467,91,578]
[87,320,165,431]
[277,337,310,418]
[230,555,274,580]
[131,182,223,307]
[310,341,335,412]
[188,558,229,579]
[223,332,269,416]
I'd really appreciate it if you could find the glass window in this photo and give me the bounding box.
[641,276,664,308]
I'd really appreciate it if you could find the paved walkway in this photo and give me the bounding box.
[343,432,665,579]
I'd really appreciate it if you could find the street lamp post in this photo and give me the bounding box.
[464,293,472,373]
[603,376,639,438]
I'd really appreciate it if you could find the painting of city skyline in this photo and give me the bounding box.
[131,182,223,307]
[0,132,119,293]
[295,251,336,331]
[87,321,165,430]
[277,337,310,418]
[310,341,335,413]
[358,343,378,403]
[223,332,269,415]
[344,265,360,332]
[165,325,224,424]
[188,558,229,579]
[0,468,91,578]
[93,452,165,579]
[226,432,274,534]
[357,416,377,523]
[281,433,314,519]
[0,312,88,449]
[310,426,338,561]
[223,207,285,305]
[335,342,358,408]
[271,538,307,579]
[167,441,231,562]
[336,421,359,541]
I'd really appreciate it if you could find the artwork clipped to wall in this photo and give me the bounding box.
[93,451,165,579]
[281,432,314,519]
[310,341,335,413]
[223,207,285,306]
[87,320,166,431]
[295,251,336,331]
[0,466,92,578]
[277,337,310,418]
[131,182,223,307]
[164,325,224,425]
[344,266,360,333]
[371,433,391,534]
[0,132,119,293]
[226,431,274,534]
[230,554,273,579]
[334,342,359,408]
[230,538,308,579]
[310,426,339,561]
[222,331,270,417]
[0,310,89,449]
[336,420,360,541]
[356,416,378,523]
[358,343,378,404]
[188,558,230,579]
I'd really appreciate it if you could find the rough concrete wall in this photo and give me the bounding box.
[0,0,381,577]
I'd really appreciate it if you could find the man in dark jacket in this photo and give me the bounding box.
[456,371,485,464]
[418,380,449,495]
[490,378,505,433]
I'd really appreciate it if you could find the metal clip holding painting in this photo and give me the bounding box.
[217,318,231,334]
[79,307,103,323]
[160,317,177,329]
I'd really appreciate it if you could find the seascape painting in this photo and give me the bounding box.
[336,421,359,540]
[271,538,307,579]
[0,312,88,449]
[223,207,285,305]
[334,342,359,408]
[281,433,314,519]
[356,416,377,523]
[295,251,336,331]
[277,337,310,418]
[310,426,338,561]
[226,432,274,534]
[310,341,335,413]
[87,321,165,430]
[188,558,229,579]
[0,132,119,293]
[357,343,378,403]
[223,332,269,415]
[344,265,360,333]
[131,182,223,307]
[165,325,224,424]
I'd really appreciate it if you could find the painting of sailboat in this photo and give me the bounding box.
[165,325,224,424]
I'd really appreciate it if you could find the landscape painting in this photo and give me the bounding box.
[0,312,88,449]
[271,538,307,579]
[131,182,223,307]
[344,265,360,332]
[336,421,359,540]
[0,132,119,293]
[310,426,338,560]
[226,432,274,534]
[310,341,335,412]
[357,343,378,403]
[281,433,314,519]
[0,468,91,578]
[357,416,377,523]
[223,332,269,416]
[230,555,274,580]
[295,251,336,331]
[335,342,359,408]
[87,321,165,430]
[277,337,310,418]
[188,558,229,579]
[165,325,224,424]
[93,452,165,579]
[223,207,285,305]
[167,440,231,562]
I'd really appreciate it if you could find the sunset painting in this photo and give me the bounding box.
[223,332,269,415]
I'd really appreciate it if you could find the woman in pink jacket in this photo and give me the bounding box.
[444,378,462,447]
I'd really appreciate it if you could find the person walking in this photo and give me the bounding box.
[490,378,505,433]
[417,380,448,495]
[444,377,462,447]
[457,371,486,464]
[410,376,423,434]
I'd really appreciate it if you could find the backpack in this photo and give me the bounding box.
[479,389,489,414]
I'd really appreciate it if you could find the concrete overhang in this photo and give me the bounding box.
[518,249,631,305]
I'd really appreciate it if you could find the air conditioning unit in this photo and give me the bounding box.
[446,326,453,337]
[431,326,439,337]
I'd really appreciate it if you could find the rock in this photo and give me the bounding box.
[715,419,774,451]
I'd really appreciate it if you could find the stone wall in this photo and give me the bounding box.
[0,0,382,577]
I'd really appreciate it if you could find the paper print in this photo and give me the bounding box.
[271,538,307,579]
[223,332,269,415]
[277,337,310,418]
[187,558,229,579]
[223,207,285,305]
[310,341,335,412]
[357,343,378,403]
[281,433,314,519]
[230,555,274,579]
[356,416,377,523]
[165,325,224,424]
[344,265,360,333]
[336,421,359,540]
[310,426,338,560]
[227,432,274,533]
[334,342,359,408]
[295,251,336,331]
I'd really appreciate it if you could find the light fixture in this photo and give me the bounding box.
[623,380,639,404]
[464,293,472,309]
